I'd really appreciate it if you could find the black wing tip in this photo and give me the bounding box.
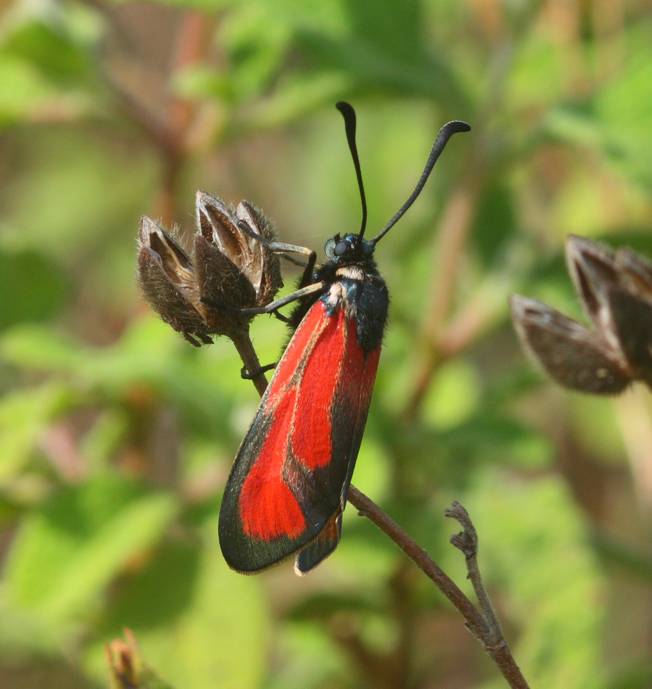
[294,514,342,576]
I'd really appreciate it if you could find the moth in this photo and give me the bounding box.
[218,103,470,574]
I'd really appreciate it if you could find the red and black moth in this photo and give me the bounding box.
[219,103,470,575]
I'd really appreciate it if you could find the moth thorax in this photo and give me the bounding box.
[335,265,366,281]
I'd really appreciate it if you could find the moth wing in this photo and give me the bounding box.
[219,300,380,573]
[294,313,381,575]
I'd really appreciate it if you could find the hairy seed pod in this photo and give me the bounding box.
[511,235,652,394]
[137,193,283,345]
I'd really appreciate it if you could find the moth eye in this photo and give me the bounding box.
[324,238,337,258]
[334,240,349,256]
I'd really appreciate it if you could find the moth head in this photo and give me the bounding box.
[324,233,374,263]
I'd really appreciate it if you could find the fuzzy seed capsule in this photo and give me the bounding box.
[511,236,652,394]
[137,193,283,345]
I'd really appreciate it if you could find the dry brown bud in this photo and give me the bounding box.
[511,235,652,394]
[137,193,283,345]
[510,294,629,394]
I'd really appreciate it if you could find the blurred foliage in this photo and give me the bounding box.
[1,1,652,688]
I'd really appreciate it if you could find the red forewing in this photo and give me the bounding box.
[218,297,381,573]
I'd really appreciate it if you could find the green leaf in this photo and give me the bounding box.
[87,525,269,689]
[295,28,466,106]
[421,359,480,429]
[437,414,553,469]
[0,248,70,329]
[0,20,94,87]
[540,22,652,191]
[470,183,517,267]
[3,475,177,625]
[0,324,87,373]
[265,622,345,689]
[0,383,74,483]
[600,661,652,689]
[286,591,384,621]
[0,318,244,447]
[0,55,59,124]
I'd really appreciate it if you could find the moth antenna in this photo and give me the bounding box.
[372,120,471,246]
[336,101,368,239]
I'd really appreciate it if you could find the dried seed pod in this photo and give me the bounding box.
[615,247,652,302]
[565,235,621,346]
[512,235,652,395]
[137,217,212,346]
[194,192,282,318]
[601,284,652,386]
[137,193,283,345]
[566,236,652,384]
[510,295,630,394]
[236,200,283,305]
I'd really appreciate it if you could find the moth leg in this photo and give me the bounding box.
[271,310,291,323]
[236,220,312,255]
[241,362,277,380]
[280,254,308,268]
[236,220,317,286]
[237,281,325,317]
[297,252,317,288]
[201,282,325,320]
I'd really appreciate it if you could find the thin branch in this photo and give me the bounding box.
[232,332,530,689]
[445,502,527,688]
[230,329,269,398]
[445,501,503,645]
[347,485,487,642]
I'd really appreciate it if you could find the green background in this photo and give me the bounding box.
[1,1,651,687]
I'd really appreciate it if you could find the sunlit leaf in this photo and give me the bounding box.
[3,475,176,623]
[86,524,269,689]
[0,248,70,329]
[0,383,73,483]
[0,20,95,87]
[0,56,58,124]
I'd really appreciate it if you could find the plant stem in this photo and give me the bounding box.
[347,485,486,641]
[445,501,504,645]
[230,328,269,398]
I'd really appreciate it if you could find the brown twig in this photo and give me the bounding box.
[230,331,530,689]
[445,501,503,645]
[445,501,527,687]
[347,485,486,641]
[229,329,270,398]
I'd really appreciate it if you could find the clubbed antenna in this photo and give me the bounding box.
[336,101,368,239]
[372,120,471,245]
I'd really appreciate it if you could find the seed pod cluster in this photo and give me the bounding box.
[511,235,652,394]
[137,192,282,345]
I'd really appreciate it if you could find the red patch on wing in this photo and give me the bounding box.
[291,309,347,469]
[237,300,381,545]
[239,389,306,540]
[263,303,327,409]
